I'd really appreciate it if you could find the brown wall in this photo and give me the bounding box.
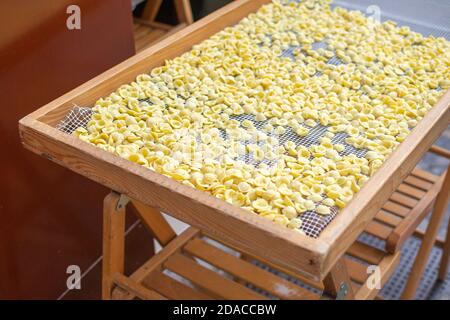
[0,0,135,299]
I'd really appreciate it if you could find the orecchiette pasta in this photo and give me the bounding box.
[73,0,449,233]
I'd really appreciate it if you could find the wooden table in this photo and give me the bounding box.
[19,0,450,290]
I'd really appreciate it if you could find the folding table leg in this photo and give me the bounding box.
[438,189,450,281]
[402,169,450,299]
[102,192,126,300]
[129,199,176,246]
[140,0,163,22]
[323,257,354,300]
[174,0,194,25]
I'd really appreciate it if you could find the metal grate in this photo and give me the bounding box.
[57,0,449,239]
[56,105,92,134]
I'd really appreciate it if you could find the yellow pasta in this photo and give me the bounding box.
[73,0,449,233]
[316,205,332,215]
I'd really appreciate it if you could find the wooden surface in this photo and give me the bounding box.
[359,167,444,253]
[323,257,354,299]
[402,168,450,299]
[102,193,126,300]
[19,0,450,283]
[439,213,450,280]
[108,220,400,300]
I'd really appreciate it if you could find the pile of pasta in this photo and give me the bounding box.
[74,0,450,233]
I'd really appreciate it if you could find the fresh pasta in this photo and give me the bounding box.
[74,0,450,232]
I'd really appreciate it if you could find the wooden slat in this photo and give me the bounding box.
[112,227,199,300]
[374,210,403,228]
[346,249,401,300]
[390,192,418,208]
[346,241,385,265]
[429,145,450,159]
[387,173,444,253]
[184,238,318,300]
[413,228,446,248]
[397,183,426,200]
[382,201,411,217]
[164,253,267,300]
[131,228,199,282]
[355,252,401,300]
[411,168,439,183]
[345,258,368,284]
[404,175,434,191]
[203,233,324,290]
[364,220,393,240]
[402,169,450,299]
[143,270,213,300]
[112,273,167,300]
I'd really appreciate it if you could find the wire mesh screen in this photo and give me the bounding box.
[56,106,92,134]
[56,0,449,238]
[57,106,341,237]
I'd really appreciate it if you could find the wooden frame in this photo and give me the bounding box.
[102,192,400,300]
[401,162,450,299]
[354,146,450,299]
[18,0,450,282]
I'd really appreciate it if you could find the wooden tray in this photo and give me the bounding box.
[19,0,450,282]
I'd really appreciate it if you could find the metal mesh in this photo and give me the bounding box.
[56,106,92,134]
[56,0,449,238]
[57,106,342,237]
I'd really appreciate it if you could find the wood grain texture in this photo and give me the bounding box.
[353,251,401,300]
[386,172,445,253]
[183,238,318,300]
[129,199,177,246]
[112,227,199,300]
[102,192,126,300]
[438,214,450,280]
[142,270,213,300]
[112,273,167,300]
[323,257,354,299]
[402,168,450,299]
[164,253,267,300]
